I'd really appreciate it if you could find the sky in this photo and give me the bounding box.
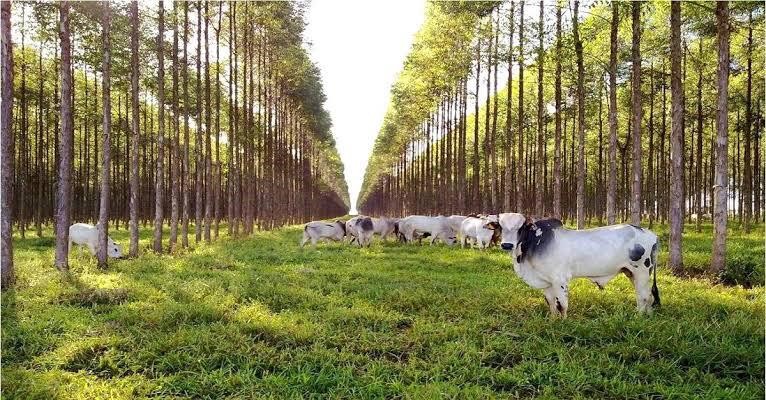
[305,0,426,214]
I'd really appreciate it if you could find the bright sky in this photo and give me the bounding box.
[305,0,426,214]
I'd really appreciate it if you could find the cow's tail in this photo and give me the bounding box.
[651,239,660,308]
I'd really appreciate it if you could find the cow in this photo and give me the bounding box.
[498,213,660,318]
[372,217,398,241]
[346,216,375,247]
[398,215,456,246]
[68,223,123,259]
[301,220,346,247]
[446,215,467,234]
[459,216,501,249]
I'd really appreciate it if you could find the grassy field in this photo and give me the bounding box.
[2,222,764,399]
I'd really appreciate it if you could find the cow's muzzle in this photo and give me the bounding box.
[501,243,514,251]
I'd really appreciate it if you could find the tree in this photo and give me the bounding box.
[606,2,618,225]
[169,1,180,252]
[669,0,684,273]
[129,0,140,257]
[153,0,165,253]
[96,0,112,270]
[743,10,753,233]
[711,1,730,273]
[516,0,524,213]
[54,1,73,272]
[573,0,585,229]
[1,0,14,288]
[630,1,643,225]
[553,1,561,220]
[504,1,515,213]
[535,0,544,217]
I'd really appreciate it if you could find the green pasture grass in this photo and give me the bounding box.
[2,222,763,399]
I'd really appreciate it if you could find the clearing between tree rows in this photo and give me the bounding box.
[2,222,764,399]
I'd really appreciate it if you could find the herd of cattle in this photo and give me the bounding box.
[65,213,661,318]
[302,213,661,318]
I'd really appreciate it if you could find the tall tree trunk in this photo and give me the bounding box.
[553,1,562,219]
[630,2,642,225]
[1,0,14,288]
[743,11,753,233]
[573,0,585,228]
[473,33,481,210]
[169,1,180,252]
[182,1,190,247]
[54,1,73,272]
[97,1,112,269]
[535,0,544,217]
[607,1,618,225]
[504,1,514,213]
[696,39,704,232]
[129,0,140,257]
[153,1,165,253]
[204,1,212,242]
[711,1,729,273]
[195,0,203,243]
[669,1,684,273]
[516,0,524,213]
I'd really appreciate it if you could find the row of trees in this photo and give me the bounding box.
[1,1,349,288]
[357,0,764,273]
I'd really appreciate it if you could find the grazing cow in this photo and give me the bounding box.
[398,215,456,246]
[346,216,375,247]
[301,220,346,247]
[68,223,123,259]
[372,217,398,240]
[459,216,501,249]
[498,213,660,317]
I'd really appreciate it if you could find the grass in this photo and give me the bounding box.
[2,222,764,399]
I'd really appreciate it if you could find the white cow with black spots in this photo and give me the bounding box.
[498,213,660,318]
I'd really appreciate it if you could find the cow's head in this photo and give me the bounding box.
[498,213,527,252]
[484,221,502,245]
[442,231,457,246]
[514,218,563,262]
[336,220,347,235]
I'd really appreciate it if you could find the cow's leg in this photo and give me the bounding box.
[300,232,309,247]
[548,283,569,318]
[542,287,558,316]
[87,243,97,256]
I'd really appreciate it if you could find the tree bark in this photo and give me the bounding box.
[553,1,562,220]
[1,0,15,288]
[743,11,753,233]
[606,2,618,225]
[573,0,585,229]
[153,0,165,253]
[516,0,525,213]
[169,1,180,252]
[129,0,140,257]
[669,0,684,273]
[54,1,73,272]
[535,0,545,216]
[711,1,729,273]
[630,1,642,225]
[97,1,112,269]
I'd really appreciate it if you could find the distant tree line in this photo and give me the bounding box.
[1,1,349,288]
[357,0,764,274]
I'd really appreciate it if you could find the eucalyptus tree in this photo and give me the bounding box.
[1,0,14,288]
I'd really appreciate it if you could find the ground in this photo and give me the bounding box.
[2,222,764,399]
